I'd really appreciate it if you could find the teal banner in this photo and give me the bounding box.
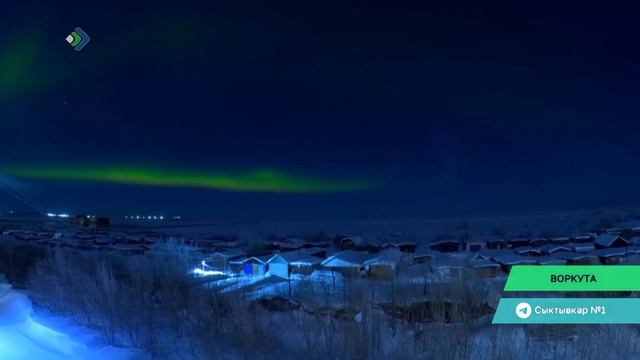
[504,265,640,291]
[492,298,640,324]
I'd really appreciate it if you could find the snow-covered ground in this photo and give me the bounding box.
[0,280,146,360]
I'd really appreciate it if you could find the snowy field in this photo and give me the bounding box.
[114,206,640,246]
[0,279,146,360]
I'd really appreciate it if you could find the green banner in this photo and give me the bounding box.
[504,265,640,291]
[493,298,640,324]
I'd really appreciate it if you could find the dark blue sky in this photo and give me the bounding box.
[2,1,640,220]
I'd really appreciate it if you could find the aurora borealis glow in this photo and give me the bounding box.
[4,1,640,220]
[5,165,376,193]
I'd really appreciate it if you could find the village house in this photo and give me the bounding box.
[507,238,530,248]
[429,254,466,280]
[594,233,629,248]
[266,237,306,251]
[380,241,417,253]
[604,228,624,235]
[474,248,510,260]
[209,249,246,270]
[486,239,508,250]
[529,237,549,247]
[467,258,501,278]
[338,236,365,250]
[591,248,627,265]
[541,244,573,255]
[321,250,373,277]
[515,247,543,257]
[629,236,640,246]
[212,240,239,249]
[625,246,640,256]
[570,234,594,243]
[550,236,570,244]
[412,245,439,264]
[266,247,326,278]
[237,255,271,276]
[429,239,462,253]
[289,257,323,275]
[535,256,567,265]
[490,253,537,272]
[464,239,486,252]
[552,251,600,265]
[266,253,294,278]
[569,242,594,253]
[400,262,431,281]
[363,249,408,280]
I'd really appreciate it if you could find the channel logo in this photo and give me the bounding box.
[515,302,532,319]
[65,27,90,51]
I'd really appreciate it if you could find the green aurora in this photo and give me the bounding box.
[5,165,377,193]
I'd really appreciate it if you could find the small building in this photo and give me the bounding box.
[72,215,87,226]
[465,239,486,252]
[515,247,543,257]
[381,241,417,253]
[629,237,640,246]
[486,239,508,250]
[338,236,366,250]
[467,258,501,278]
[570,234,594,243]
[400,263,431,281]
[266,254,292,278]
[430,255,466,280]
[550,236,570,244]
[71,215,110,228]
[267,248,325,278]
[228,259,246,274]
[541,244,573,255]
[552,251,600,265]
[413,245,439,264]
[569,242,594,253]
[321,250,373,277]
[591,248,627,265]
[299,247,327,258]
[274,238,306,251]
[241,256,269,276]
[625,246,640,255]
[536,256,567,265]
[529,238,549,247]
[429,239,462,253]
[605,228,624,235]
[508,238,530,248]
[363,249,407,280]
[209,249,246,269]
[594,234,629,249]
[490,253,537,272]
[475,249,510,260]
[89,217,110,228]
[289,257,323,275]
[211,241,239,249]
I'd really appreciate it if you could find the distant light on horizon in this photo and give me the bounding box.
[126,214,166,221]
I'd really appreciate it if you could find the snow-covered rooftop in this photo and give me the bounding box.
[321,250,373,267]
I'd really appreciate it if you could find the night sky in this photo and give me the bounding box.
[2,1,640,220]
